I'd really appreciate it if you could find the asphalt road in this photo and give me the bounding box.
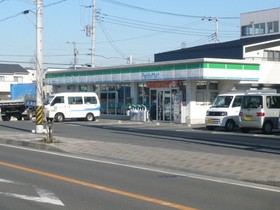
[0,119,280,209]
[0,144,279,210]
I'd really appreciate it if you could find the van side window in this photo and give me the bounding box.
[242,96,262,108]
[51,96,64,106]
[267,96,280,108]
[232,96,243,107]
[68,97,83,105]
[84,96,97,104]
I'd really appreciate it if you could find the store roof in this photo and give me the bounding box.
[154,34,280,62]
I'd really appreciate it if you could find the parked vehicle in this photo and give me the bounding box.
[0,83,36,121]
[44,92,101,122]
[239,90,280,134]
[205,92,244,131]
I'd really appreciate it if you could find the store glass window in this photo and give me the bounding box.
[138,83,149,107]
[79,85,87,92]
[179,81,186,103]
[196,81,207,90]
[100,83,131,115]
[116,84,131,115]
[196,81,218,105]
[196,92,205,105]
[209,81,218,90]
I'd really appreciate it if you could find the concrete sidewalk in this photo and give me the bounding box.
[0,125,280,188]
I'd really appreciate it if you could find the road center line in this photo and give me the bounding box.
[0,161,198,210]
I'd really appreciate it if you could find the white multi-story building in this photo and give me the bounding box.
[241,7,280,38]
[240,8,280,62]
[0,64,34,99]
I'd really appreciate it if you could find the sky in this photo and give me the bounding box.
[0,0,279,69]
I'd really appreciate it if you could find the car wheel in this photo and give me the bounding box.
[2,116,11,121]
[225,120,235,132]
[25,110,33,120]
[262,121,273,134]
[55,113,64,122]
[85,113,94,121]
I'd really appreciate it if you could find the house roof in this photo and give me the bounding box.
[154,34,280,62]
[0,64,27,74]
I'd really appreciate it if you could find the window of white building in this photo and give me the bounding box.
[267,21,279,33]
[241,25,253,37]
[0,76,4,81]
[14,76,23,83]
[254,23,265,35]
[265,50,280,61]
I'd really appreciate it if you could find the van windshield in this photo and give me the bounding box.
[211,96,233,108]
[43,95,54,105]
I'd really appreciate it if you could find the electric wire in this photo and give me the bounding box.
[101,0,239,20]
[98,20,128,59]
[0,0,241,67]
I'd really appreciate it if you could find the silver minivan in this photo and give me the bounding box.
[239,92,280,134]
[205,93,244,131]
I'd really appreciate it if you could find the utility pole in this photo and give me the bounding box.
[83,0,96,67]
[35,0,44,134]
[202,16,219,43]
[67,41,78,69]
[214,17,219,43]
[91,0,96,68]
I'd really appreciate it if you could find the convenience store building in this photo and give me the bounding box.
[45,8,280,124]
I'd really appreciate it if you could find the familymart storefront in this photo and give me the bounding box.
[45,58,260,124]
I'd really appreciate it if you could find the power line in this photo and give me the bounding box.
[100,13,215,34]
[0,11,24,23]
[98,20,128,59]
[99,16,211,36]
[44,0,69,8]
[101,0,239,20]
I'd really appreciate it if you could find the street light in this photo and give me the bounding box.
[21,4,44,133]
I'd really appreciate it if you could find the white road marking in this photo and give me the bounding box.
[0,178,16,184]
[0,178,64,206]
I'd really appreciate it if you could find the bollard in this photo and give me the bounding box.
[46,119,54,142]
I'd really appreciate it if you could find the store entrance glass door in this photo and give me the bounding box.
[157,89,177,122]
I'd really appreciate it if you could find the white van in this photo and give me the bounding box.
[239,91,280,134]
[45,92,101,122]
[205,93,244,131]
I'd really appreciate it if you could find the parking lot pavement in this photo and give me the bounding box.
[0,120,280,188]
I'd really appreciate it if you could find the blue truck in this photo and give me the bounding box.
[0,83,37,121]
